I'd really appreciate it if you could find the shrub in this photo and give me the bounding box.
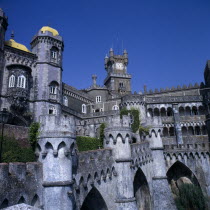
[1,136,35,163]
[76,136,101,152]
[29,122,40,151]
[175,183,207,210]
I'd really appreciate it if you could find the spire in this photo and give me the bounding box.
[92,74,97,87]
[11,30,14,39]
[109,48,114,57]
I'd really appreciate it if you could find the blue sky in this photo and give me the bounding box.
[1,0,210,92]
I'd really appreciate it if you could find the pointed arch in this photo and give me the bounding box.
[18,196,26,204]
[0,198,9,208]
[57,141,66,151]
[81,187,108,210]
[45,142,53,150]
[31,194,40,207]
[167,161,200,189]
[133,168,151,210]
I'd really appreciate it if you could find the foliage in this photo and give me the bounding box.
[1,136,35,163]
[99,123,106,147]
[139,125,150,136]
[175,183,207,210]
[120,108,140,133]
[29,122,40,151]
[76,136,102,152]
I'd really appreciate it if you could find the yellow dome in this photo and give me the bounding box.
[40,26,59,36]
[5,39,31,53]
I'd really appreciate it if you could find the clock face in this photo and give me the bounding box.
[115,62,124,70]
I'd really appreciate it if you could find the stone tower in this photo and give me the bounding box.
[36,114,76,210]
[0,8,8,106]
[104,49,131,97]
[30,27,64,120]
[104,115,138,210]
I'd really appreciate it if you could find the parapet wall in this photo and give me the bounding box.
[0,162,43,209]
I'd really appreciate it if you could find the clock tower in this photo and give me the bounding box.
[104,48,131,97]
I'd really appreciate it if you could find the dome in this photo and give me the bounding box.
[5,39,31,52]
[40,26,59,36]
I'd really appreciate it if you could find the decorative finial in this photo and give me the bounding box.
[11,30,14,39]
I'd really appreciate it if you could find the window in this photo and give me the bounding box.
[50,86,57,94]
[50,47,59,63]
[63,96,68,106]
[82,104,87,113]
[96,96,101,103]
[100,108,103,112]
[112,105,119,110]
[49,105,57,115]
[51,50,57,59]
[9,75,15,87]
[119,82,124,88]
[17,75,26,88]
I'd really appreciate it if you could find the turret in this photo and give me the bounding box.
[104,115,137,210]
[36,114,76,210]
[30,26,64,120]
[104,48,131,97]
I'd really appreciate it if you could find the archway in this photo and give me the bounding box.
[81,187,108,210]
[167,161,201,198]
[133,168,151,210]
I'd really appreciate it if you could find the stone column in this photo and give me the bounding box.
[148,118,176,210]
[36,115,76,210]
[104,115,137,210]
[172,103,183,144]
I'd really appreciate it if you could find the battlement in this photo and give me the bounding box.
[106,115,131,129]
[164,142,209,152]
[0,162,42,180]
[78,148,113,164]
[39,114,75,138]
[145,82,201,95]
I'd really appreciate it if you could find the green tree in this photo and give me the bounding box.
[175,183,207,210]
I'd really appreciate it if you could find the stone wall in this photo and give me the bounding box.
[0,123,29,147]
[0,162,43,209]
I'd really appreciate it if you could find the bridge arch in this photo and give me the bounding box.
[133,168,151,210]
[80,187,108,210]
[166,161,201,197]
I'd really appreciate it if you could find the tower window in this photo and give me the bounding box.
[63,96,68,106]
[82,104,87,113]
[50,47,59,63]
[49,105,57,115]
[17,75,26,88]
[119,82,124,88]
[96,96,101,103]
[9,75,15,87]
[50,86,57,94]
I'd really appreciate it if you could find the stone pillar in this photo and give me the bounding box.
[172,103,183,144]
[36,115,76,210]
[104,115,137,210]
[148,125,176,210]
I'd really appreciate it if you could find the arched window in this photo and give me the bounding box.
[112,105,119,110]
[192,106,198,115]
[17,75,26,88]
[63,96,68,106]
[49,81,59,96]
[179,107,185,116]
[8,75,15,87]
[82,104,87,113]
[50,46,59,63]
[167,107,173,116]
[49,105,57,115]
[154,108,160,116]
[169,127,175,136]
